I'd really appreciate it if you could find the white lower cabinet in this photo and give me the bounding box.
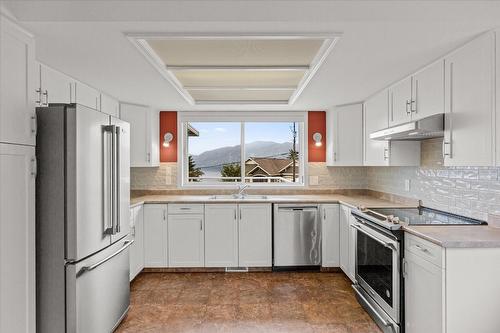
[238,204,272,267]
[129,205,144,281]
[339,204,356,281]
[168,208,205,267]
[143,204,168,267]
[404,250,443,333]
[404,232,500,333]
[321,204,340,267]
[0,143,35,333]
[205,204,238,267]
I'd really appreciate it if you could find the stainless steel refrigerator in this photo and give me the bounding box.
[36,104,132,333]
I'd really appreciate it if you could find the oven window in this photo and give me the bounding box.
[357,231,393,307]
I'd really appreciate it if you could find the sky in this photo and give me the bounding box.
[188,122,299,155]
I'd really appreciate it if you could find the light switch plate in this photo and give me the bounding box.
[404,179,411,192]
[309,175,319,186]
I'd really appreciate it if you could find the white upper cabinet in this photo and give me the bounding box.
[364,89,420,166]
[204,204,238,267]
[444,32,495,166]
[363,90,390,166]
[120,103,159,167]
[388,60,445,125]
[321,204,340,267]
[0,16,36,146]
[38,63,73,105]
[74,81,100,111]
[412,60,445,120]
[389,76,412,126]
[326,103,363,166]
[100,93,119,118]
[0,144,36,333]
[238,204,272,267]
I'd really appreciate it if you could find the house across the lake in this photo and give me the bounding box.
[245,157,299,183]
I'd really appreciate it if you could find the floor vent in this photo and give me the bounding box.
[225,267,248,273]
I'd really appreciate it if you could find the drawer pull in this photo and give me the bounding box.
[414,244,429,253]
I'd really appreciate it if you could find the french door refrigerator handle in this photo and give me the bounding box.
[103,125,114,235]
[114,126,121,233]
[78,240,134,276]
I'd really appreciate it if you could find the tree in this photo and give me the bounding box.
[188,155,204,181]
[220,163,241,182]
[289,123,298,182]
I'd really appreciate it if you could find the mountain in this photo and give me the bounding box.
[192,141,293,168]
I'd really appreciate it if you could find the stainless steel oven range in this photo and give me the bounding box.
[351,206,487,333]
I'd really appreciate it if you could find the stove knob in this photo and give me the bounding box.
[386,215,394,222]
[392,217,400,224]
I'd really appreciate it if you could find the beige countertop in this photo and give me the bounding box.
[130,194,500,248]
[130,194,413,210]
[403,225,500,248]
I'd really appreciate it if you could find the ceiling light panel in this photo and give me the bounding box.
[147,39,324,66]
[129,34,341,105]
[189,89,293,102]
[174,70,306,88]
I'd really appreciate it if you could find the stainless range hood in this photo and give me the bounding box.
[370,113,444,141]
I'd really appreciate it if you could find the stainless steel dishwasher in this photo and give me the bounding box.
[274,204,321,268]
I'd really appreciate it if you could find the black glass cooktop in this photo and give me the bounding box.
[369,207,487,226]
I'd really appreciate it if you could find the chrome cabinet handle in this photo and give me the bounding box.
[443,140,452,158]
[323,208,326,220]
[163,209,166,221]
[383,148,389,161]
[43,90,49,106]
[405,100,411,115]
[147,152,151,163]
[30,157,37,177]
[35,88,42,106]
[79,240,134,275]
[30,115,37,135]
[414,244,429,253]
[234,209,237,220]
[333,152,337,161]
[239,208,242,220]
[200,219,203,231]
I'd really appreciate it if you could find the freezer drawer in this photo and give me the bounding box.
[66,239,132,333]
[274,205,321,267]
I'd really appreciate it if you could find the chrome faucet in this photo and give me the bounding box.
[237,184,249,198]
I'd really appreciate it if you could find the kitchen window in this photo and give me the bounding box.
[178,112,306,187]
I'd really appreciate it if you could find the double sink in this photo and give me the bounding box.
[208,194,268,200]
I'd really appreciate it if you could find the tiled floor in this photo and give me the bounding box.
[116,272,382,333]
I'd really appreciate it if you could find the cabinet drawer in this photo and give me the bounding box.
[405,233,443,268]
[168,204,204,215]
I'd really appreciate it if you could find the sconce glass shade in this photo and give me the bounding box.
[313,132,322,147]
[163,132,174,148]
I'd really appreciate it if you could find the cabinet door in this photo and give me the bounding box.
[389,76,412,126]
[143,204,167,267]
[347,214,357,281]
[120,103,159,167]
[0,144,35,333]
[168,215,204,267]
[205,204,238,267]
[339,205,350,274]
[39,64,73,104]
[404,251,443,333]
[321,204,340,267]
[363,90,389,166]
[74,81,100,111]
[129,205,144,280]
[444,32,495,166]
[100,93,119,118]
[0,17,36,146]
[239,204,272,267]
[327,104,363,166]
[412,60,445,120]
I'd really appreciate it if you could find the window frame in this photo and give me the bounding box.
[178,111,308,188]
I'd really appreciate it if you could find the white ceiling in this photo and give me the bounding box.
[2,0,500,111]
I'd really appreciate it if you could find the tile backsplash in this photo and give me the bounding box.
[131,138,500,221]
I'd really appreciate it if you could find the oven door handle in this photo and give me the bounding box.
[352,224,398,252]
[352,284,397,332]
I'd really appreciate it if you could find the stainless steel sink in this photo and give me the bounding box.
[209,194,268,200]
